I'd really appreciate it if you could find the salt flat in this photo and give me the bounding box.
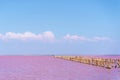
[0,56,119,80]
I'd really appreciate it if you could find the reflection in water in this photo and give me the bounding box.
[110,69,120,80]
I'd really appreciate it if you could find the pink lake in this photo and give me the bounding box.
[0,56,120,80]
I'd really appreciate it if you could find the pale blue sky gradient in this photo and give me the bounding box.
[0,0,120,55]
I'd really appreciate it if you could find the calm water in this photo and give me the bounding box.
[0,56,119,80]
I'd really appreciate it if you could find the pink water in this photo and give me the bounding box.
[0,56,119,80]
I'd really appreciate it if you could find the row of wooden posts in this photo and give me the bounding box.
[54,56,120,69]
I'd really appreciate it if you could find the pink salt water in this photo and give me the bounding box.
[0,56,119,80]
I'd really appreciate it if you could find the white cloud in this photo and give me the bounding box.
[93,37,110,41]
[42,31,55,40]
[0,31,55,42]
[64,34,87,41]
[0,31,111,42]
[64,34,110,42]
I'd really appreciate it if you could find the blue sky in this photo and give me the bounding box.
[0,0,120,55]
